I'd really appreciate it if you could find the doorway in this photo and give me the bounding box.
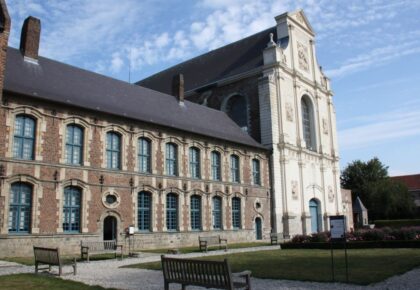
[255,217,262,240]
[103,216,117,241]
[309,199,321,233]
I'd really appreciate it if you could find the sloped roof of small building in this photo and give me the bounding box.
[137,26,277,95]
[4,47,264,149]
[353,196,368,213]
[391,174,420,190]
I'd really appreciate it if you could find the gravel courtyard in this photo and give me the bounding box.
[1,246,419,290]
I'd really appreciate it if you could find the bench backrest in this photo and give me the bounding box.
[81,240,116,251]
[33,246,60,265]
[161,255,233,289]
[199,235,220,244]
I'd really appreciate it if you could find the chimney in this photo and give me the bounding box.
[0,0,11,104]
[20,16,41,61]
[172,74,184,103]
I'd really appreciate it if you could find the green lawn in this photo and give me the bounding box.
[126,248,420,285]
[0,274,115,290]
[140,242,272,254]
[3,253,119,266]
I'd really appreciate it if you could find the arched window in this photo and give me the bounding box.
[63,186,81,232]
[138,191,151,231]
[13,115,36,160]
[223,95,249,133]
[232,197,241,229]
[9,182,32,233]
[189,147,200,179]
[106,132,121,169]
[252,159,261,185]
[230,155,240,183]
[166,143,178,176]
[190,195,201,230]
[66,124,84,165]
[301,96,316,151]
[211,151,221,181]
[166,193,178,231]
[138,138,151,173]
[212,196,222,230]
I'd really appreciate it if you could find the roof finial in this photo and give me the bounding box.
[267,33,276,48]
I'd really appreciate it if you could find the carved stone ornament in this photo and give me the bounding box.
[268,73,275,83]
[328,186,334,202]
[322,118,329,135]
[286,102,294,122]
[291,180,299,200]
[321,76,327,89]
[297,42,309,72]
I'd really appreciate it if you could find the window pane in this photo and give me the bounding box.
[212,197,222,229]
[166,143,177,176]
[138,138,151,173]
[166,194,178,230]
[9,183,32,233]
[253,159,261,185]
[231,155,240,183]
[106,132,121,169]
[190,195,201,230]
[13,116,35,160]
[189,147,200,179]
[232,197,241,229]
[63,187,81,232]
[138,191,151,231]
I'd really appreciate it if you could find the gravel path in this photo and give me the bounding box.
[1,246,420,289]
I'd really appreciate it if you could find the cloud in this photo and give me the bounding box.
[338,102,420,150]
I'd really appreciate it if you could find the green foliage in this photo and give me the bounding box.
[340,157,415,220]
[375,219,420,228]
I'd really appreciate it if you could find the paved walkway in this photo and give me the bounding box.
[1,246,420,289]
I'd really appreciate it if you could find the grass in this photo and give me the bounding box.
[140,242,271,254]
[126,248,420,285]
[0,274,115,290]
[3,253,119,266]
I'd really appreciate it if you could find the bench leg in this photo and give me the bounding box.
[164,281,169,290]
[73,258,77,275]
[35,262,38,274]
[59,265,62,276]
[182,284,186,290]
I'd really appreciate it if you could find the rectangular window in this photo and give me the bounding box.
[138,192,151,231]
[212,197,222,230]
[232,197,241,229]
[166,194,178,231]
[138,138,151,173]
[252,159,261,185]
[13,115,35,160]
[230,155,240,183]
[189,147,200,179]
[9,183,32,233]
[63,187,81,232]
[66,125,83,165]
[106,132,121,169]
[190,195,201,230]
[166,143,178,176]
[211,151,221,181]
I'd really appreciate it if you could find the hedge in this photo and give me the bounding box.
[281,240,420,249]
[374,219,420,228]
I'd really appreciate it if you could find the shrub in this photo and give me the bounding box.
[310,232,329,242]
[374,219,420,228]
[291,234,311,243]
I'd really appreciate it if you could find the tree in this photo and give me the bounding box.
[341,157,415,220]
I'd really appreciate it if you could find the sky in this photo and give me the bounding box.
[6,0,420,176]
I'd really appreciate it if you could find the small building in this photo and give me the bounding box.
[353,196,368,228]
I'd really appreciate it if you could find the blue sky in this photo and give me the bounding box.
[6,0,420,176]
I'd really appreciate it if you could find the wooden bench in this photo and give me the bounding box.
[161,255,251,290]
[33,246,76,276]
[198,235,227,252]
[270,233,284,245]
[80,240,123,262]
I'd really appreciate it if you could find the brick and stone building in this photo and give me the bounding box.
[139,11,345,235]
[0,1,271,257]
[391,174,420,215]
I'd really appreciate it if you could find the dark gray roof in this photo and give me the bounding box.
[353,196,368,213]
[4,47,265,149]
[137,27,277,95]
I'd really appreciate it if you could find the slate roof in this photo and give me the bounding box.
[137,26,277,95]
[353,196,368,213]
[392,174,420,190]
[4,47,265,149]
